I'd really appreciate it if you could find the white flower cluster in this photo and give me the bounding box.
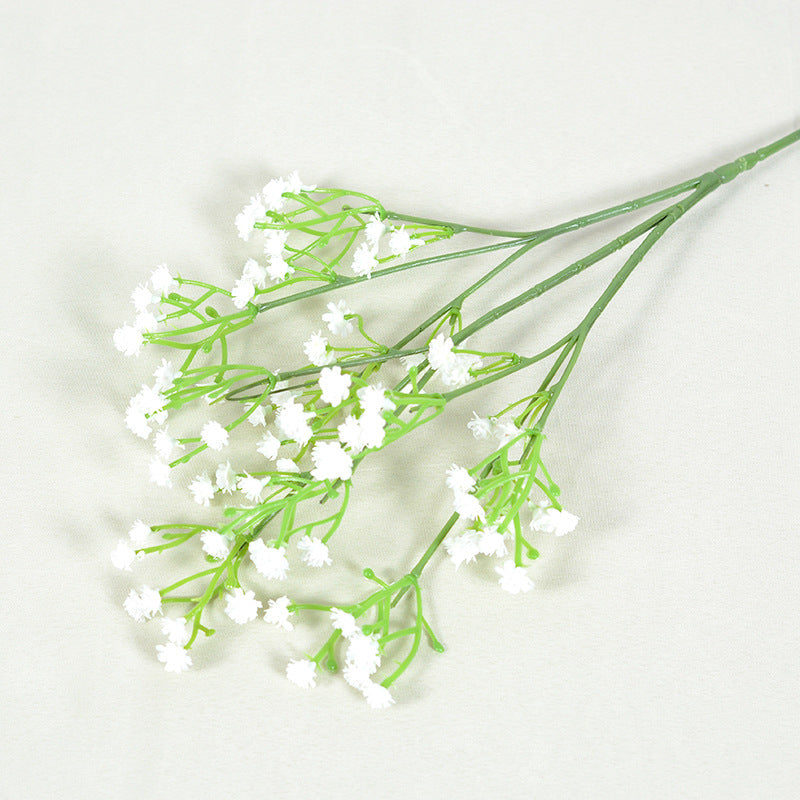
[110,519,153,571]
[113,264,177,356]
[446,464,485,522]
[348,213,423,279]
[232,172,316,304]
[428,334,482,388]
[284,610,394,709]
[529,499,579,537]
[466,412,521,447]
[156,617,192,673]
[301,299,354,367]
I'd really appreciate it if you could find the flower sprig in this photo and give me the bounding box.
[112,130,800,705]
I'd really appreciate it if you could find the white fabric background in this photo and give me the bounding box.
[2,2,798,798]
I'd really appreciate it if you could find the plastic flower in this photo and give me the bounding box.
[200,529,230,560]
[477,525,509,557]
[362,682,395,709]
[156,642,192,673]
[263,229,289,258]
[128,520,151,546]
[364,213,384,247]
[125,405,151,439]
[214,461,238,494]
[428,333,454,370]
[161,617,190,646]
[444,531,482,568]
[345,631,381,675]
[303,331,333,366]
[189,474,216,506]
[495,560,534,594]
[322,299,354,336]
[232,276,255,309]
[131,282,156,312]
[200,421,229,451]
[467,412,493,440]
[452,491,485,522]
[318,365,352,406]
[242,258,267,289]
[310,441,353,482]
[237,472,269,503]
[123,589,146,621]
[276,457,300,473]
[111,540,138,571]
[113,324,144,357]
[297,535,332,567]
[446,464,475,494]
[388,226,414,256]
[256,431,281,460]
[224,587,263,624]
[356,383,395,416]
[262,177,289,211]
[152,358,180,392]
[529,500,579,536]
[329,607,359,639]
[154,427,182,461]
[148,457,172,488]
[150,264,177,297]
[247,405,267,427]
[266,254,293,282]
[351,242,378,277]
[286,658,317,689]
[235,195,266,240]
[264,596,294,631]
[249,539,289,580]
[276,398,313,445]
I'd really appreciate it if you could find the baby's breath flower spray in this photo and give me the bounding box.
[112,132,799,706]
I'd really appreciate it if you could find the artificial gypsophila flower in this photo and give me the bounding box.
[123,589,147,621]
[467,412,493,440]
[113,324,144,357]
[125,405,151,439]
[200,529,230,560]
[111,540,138,571]
[296,534,332,567]
[388,226,414,256]
[214,461,238,494]
[364,213,384,247]
[231,277,255,309]
[286,658,317,689]
[156,641,192,673]
[477,525,509,557]
[318,365,352,406]
[247,405,267,426]
[134,309,161,334]
[128,519,151,546]
[235,195,266,241]
[310,441,353,482]
[131,282,156,312]
[446,464,475,494]
[444,530,481,569]
[322,299,354,336]
[262,177,288,212]
[249,539,289,580]
[266,254,293,282]
[357,383,395,416]
[275,397,313,445]
[495,560,534,594]
[200,420,229,451]
[148,457,173,488]
[150,264,177,297]
[154,426,182,461]
[189,474,216,507]
[161,617,190,646]
[256,431,281,460]
[152,358,179,393]
[345,631,382,675]
[530,499,580,536]
[303,331,333,367]
[452,490,485,522]
[224,587,263,624]
[263,596,294,631]
[237,472,269,503]
[329,607,359,639]
[362,681,396,710]
[351,242,378,277]
[242,257,267,289]
[276,457,300,473]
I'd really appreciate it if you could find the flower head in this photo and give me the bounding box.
[329,607,359,639]
[156,642,192,673]
[364,213,385,247]
[322,299,354,336]
[256,431,281,460]
[310,441,353,482]
[362,681,395,709]
[286,658,317,689]
[297,535,332,568]
[467,412,493,440]
[249,539,289,580]
[351,242,378,277]
[232,276,255,309]
[224,587,262,624]
[189,474,216,506]
[150,264,177,297]
[264,596,294,631]
[128,520,151,546]
[200,529,230,560]
[446,464,475,494]
[444,530,481,569]
[319,365,352,406]
[235,195,266,241]
[161,617,190,646]
[276,398,314,446]
[303,331,333,367]
[388,226,414,257]
[113,324,144,357]
[242,258,267,289]
[495,560,534,594]
[148,457,172,488]
[530,500,579,536]
[345,631,381,675]
[112,540,138,571]
[214,461,238,494]
[200,421,229,451]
